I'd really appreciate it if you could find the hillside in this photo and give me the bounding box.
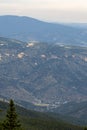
[0,101,84,130]
[50,101,87,125]
[0,15,87,46]
[0,37,87,111]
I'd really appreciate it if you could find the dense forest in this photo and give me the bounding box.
[0,100,85,130]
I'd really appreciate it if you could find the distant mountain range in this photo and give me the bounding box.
[0,16,87,126]
[0,15,87,46]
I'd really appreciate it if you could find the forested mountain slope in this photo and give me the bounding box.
[0,37,87,111]
[0,101,84,130]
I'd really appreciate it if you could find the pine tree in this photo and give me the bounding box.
[2,99,21,130]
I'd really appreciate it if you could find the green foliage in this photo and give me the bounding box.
[2,99,21,130]
[21,117,83,130]
[0,100,84,130]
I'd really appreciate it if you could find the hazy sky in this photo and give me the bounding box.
[0,0,87,22]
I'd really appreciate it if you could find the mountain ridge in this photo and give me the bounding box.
[0,15,87,46]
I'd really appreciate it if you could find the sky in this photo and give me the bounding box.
[0,0,87,23]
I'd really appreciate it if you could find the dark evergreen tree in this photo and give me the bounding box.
[2,99,21,130]
[84,127,87,130]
